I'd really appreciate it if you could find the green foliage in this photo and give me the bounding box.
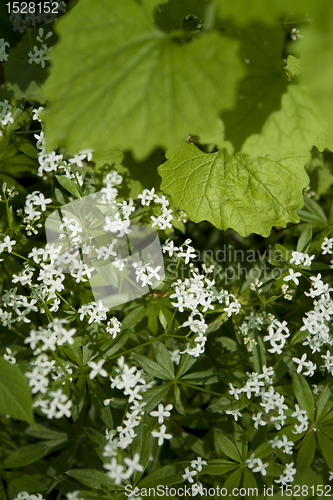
[298,3,333,150]
[42,0,244,159]
[2,1,333,498]
[221,22,288,151]
[0,358,34,425]
[159,142,308,236]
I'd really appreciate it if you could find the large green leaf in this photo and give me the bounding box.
[42,0,244,159]
[298,4,333,151]
[292,372,314,422]
[0,358,34,425]
[214,431,241,462]
[317,431,333,471]
[131,353,173,380]
[137,463,186,488]
[152,341,174,378]
[241,85,325,159]
[159,142,309,237]
[216,0,312,26]
[296,431,316,473]
[221,22,288,151]
[2,472,46,493]
[66,469,119,490]
[2,444,48,469]
[88,379,113,429]
[316,382,333,423]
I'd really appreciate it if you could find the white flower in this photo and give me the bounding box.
[124,453,143,476]
[66,492,82,500]
[150,403,173,424]
[321,237,333,255]
[0,235,16,253]
[245,454,269,476]
[289,251,314,267]
[31,191,52,211]
[182,466,197,483]
[137,188,155,206]
[88,359,108,379]
[283,269,302,285]
[191,457,207,472]
[292,353,308,373]
[269,435,294,455]
[226,409,242,421]
[151,424,172,446]
[223,300,241,317]
[162,239,179,257]
[274,462,297,485]
[104,458,126,484]
[105,317,122,339]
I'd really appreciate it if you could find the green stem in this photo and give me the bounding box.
[178,380,230,398]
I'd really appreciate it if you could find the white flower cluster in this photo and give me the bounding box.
[13,493,44,500]
[22,190,52,235]
[24,318,76,354]
[101,171,122,201]
[179,309,208,357]
[103,357,155,483]
[275,462,297,486]
[1,286,38,328]
[245,453,268,476]
[301,277,333,352]
[167,246,240,357]
[0,99,14,127]
[105,317,122,339]
[238,311,264,352]
[281,283,295,301]
[292,353,316,377]
[291,404,309,434]
[289,251,314,267]
[263,319,290,355]
[150,403,173,445]
[138,188,173,230]
[25,353,56,394]
[182,457,207,484]
[134,262,162,288]
[26,243,65,309]
[78,300,110,324]
[34,388,72,419]
[321,236,333,255]
[28,28,53,68]
[0,38,9,62]
[162,237,196,262]
[321,350,333,374]
[269,435,294,455]
[33,110,92,178]
[103,451,143,485]
[110,356,148,407]
[229,367,292,431]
